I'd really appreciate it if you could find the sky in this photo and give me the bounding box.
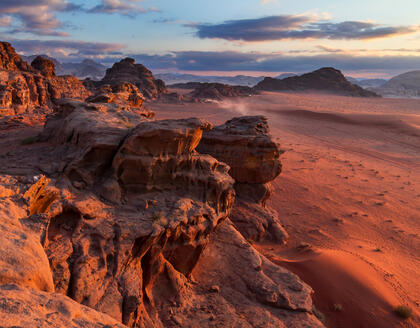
[1,0,420,77]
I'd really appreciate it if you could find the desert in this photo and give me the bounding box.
[1,1,420,327]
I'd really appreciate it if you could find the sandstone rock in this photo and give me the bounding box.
[101,57,167,100]
[197,115,286,243]
[198,115,282,184]
[0,284,127,328]
[0,41,32,71]
[33,105,236,326]
[31,56,56,77]
[0,179,54,292]
[23,175,59,215]
[161,220,323,328]
[0,42,89,121]
[87,82,145,109]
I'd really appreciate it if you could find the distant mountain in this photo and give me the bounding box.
[275,73,297,79]
[62,59,107,80]
[156,73,264,87]
[255,67,380,98]
[21,55,106,80]
[373,70,420,98]
[345,76,387,88]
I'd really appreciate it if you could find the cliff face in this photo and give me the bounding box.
[255,67,380,98]
[0,42,89,120]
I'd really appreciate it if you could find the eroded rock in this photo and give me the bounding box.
[100,58,167,100]
[0,284,127,328]
[198,115,288,243]
[35,106,235,326]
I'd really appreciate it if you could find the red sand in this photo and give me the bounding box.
[155,91,420,327]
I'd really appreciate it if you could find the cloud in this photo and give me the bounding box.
[192,15,417,41]
[0,16,11,27]
[120,51,420,75]
[12,39,125,61]
[11,37,420,75]
[88,0,159,17]
[0,0,159,37]
[0,0,82,36]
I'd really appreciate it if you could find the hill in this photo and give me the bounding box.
[255,67,380,97]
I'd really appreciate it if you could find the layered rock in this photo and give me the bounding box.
[33,101,235,326]
[100,58,167,100]
[197,116,288,243]
[0,41,89,118]
[255,67,380,98]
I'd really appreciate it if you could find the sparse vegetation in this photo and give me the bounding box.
[394,305,412,319]
[21,136,37,145]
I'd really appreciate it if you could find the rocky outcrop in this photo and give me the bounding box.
[187,82,258,101]
[31,56,57,77]
[255,67,380,98]
[197,116,288,243]
[0,82,322,326]
[0,42,32,71]
[0,41,89,119]
[0,284,127,328]
[32,100,235,326]
[100,58,167,100]
[86,82,146,109]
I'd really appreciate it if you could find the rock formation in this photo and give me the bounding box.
[373,70,420,97]
[255,67,380,98]
[86,81,147,110]
[188,82,258,101]
[31,56,57,77]
[197,116,288,243]
[0,42,89,121]
[0,40,323,327]
[100,58,167,100]
[0,41,32,71]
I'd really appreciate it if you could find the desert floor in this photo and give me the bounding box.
[154,91,420,328]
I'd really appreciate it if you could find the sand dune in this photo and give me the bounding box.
[263,248,405,328]
[156,91,420,327]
